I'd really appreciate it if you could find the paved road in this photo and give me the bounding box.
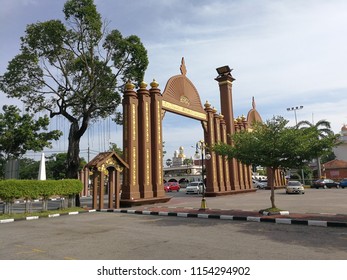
[2,188,346,215]
[139,188,347,215]
[1,210,347,260]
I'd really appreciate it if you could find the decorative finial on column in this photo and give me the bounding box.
[150,79,159,88]
[204,100,211,108]
[125,80,135,90]
[180,57,187,76]
[140,81,148,89]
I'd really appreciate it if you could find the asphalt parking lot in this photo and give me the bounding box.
[131,187,347,215]
[1,187,346,225]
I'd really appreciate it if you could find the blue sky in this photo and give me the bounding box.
[1,0,347,162]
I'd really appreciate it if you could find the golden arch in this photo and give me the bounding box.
[119,58,274,207]
[162,58,206,121]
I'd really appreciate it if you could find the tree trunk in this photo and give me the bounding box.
[268,167,276,209]
[67,121,81,206]
[317,157,322,179]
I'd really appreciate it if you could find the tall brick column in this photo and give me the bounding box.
[204,101,219,194]
[137,81,153,198]
[241,116,252,190]
[220,115,231,191]
[215,70,240,190]
[122,81,140,200]
[149,80,165,198]
[234,118,244,189]
[213,110,225,192]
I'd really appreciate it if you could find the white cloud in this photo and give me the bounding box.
[1,0,347,160]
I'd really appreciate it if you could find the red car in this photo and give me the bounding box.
[164,182,181,192]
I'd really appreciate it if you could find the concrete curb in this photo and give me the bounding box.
[0,209,96,224]
[2,207,347,228]
[103,208,347,228]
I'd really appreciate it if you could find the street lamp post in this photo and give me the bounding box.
[194,140,211,210]
[287,105,305,183]
[286,106,303,125]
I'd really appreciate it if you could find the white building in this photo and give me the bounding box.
[163,146,203,186]
[333,125,347,161]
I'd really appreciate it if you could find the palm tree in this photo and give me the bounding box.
[296,120,334,178]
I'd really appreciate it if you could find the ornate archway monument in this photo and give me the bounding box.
[120,58,268,207]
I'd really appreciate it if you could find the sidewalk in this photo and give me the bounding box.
[110,190,347,228]
[2,189,347,227]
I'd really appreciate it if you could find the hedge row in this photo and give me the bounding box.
[0,179,83,202]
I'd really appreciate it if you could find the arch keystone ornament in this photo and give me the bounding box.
[118,58,284,207]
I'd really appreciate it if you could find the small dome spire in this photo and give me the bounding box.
[140,81,148,89]
[150,79,159,88]
[125,80,135,90]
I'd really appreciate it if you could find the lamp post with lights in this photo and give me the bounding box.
[194,140,211,209]
[286,106,303,125]
[287,105,305,183]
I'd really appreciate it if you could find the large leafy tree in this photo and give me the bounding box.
[0,105,62,161]
[296,119,334,178]
[214,116,338,210]
[0,0,148,184]
[18,158,40,180]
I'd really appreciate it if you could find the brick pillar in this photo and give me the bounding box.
[240,116,252,190]
[98,172,104,209]
[220,115,231,191]
[214,110,225,192]
[215,71,240,190]
[92,171,99,209]
[137,82,153,198]
[108,168,115,209]
[122,81,140,200]
[235,119,244,190]
[149,80,165,198]
[204,101,219,194]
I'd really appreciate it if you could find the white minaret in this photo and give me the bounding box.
[38,153,46,180]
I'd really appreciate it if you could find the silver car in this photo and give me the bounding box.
[186,182,205,194]
[286,180,305,194]
[252,179,267,189]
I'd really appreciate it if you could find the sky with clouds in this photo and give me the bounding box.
[1,0,347,161]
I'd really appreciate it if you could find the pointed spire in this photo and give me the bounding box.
[180,57,187,76]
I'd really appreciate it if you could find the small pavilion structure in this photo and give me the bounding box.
[84,151,128,210]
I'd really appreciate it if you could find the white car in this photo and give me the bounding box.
[286,180,305,194]
[252,179,267,189]
[186,182,205,194]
